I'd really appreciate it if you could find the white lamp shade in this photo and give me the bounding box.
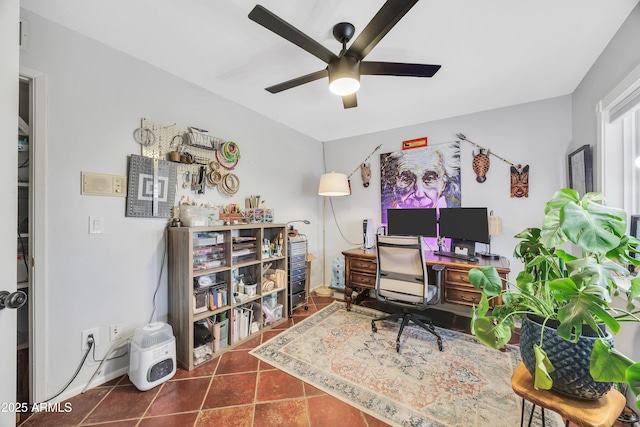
[488,215,503,236]
[318,172,350,196]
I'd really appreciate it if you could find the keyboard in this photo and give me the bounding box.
[433,251,479,262]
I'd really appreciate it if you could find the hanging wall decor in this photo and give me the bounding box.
[510,164,530,198]
[126,154,178,217]
[380,142,461,224]
[360,164,372,188]
[567,144,593,195]
[472,148,491,183]
[347,144,382,189]
[216,141,241,170]
[402,137,428,150]
[138,118,241,197]
[456,133,517,185]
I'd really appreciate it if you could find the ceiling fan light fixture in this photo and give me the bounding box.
[328,56,360,96]
[329,77,360,96]
[249,4,441,108]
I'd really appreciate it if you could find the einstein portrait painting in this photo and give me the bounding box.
[380,142,461,223]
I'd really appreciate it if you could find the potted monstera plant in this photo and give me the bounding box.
[469,188,640,409]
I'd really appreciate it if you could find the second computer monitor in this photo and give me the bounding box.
[386,208,438,237]
[438,207,490,244]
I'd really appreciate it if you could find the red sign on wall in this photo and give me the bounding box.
[402,137,428,150]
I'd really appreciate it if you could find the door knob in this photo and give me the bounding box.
[0,290,27,310]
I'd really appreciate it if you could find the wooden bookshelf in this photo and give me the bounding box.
[168,224,288,370]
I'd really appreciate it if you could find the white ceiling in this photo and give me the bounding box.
[21,0,639,142]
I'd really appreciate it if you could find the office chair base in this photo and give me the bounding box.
[371,312,444,352]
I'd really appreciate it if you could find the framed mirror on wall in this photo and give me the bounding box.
[568,144,593,196]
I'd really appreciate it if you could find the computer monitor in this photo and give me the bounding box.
[438,207,490,244]
[386,208,438,237]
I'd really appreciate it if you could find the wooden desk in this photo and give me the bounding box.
[511,362,626,427]
[341,247,510,311]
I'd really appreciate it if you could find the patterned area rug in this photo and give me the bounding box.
[250,301,562,427]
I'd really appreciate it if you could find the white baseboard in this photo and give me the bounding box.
[46,366,130,405]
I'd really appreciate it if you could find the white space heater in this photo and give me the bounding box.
[129,322,176,391]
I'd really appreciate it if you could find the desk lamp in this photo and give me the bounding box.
[481,211,502,259]
[286,220,310,237]
[317,172,350,297]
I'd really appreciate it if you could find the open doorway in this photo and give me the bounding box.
[17,67,46,410]
[16,76,30,406]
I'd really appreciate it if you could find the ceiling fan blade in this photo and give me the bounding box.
[361,61,441,77]
[342,93,357,109]
[347,0,419,60]
[265,69,328,94]
[249,5,338,64]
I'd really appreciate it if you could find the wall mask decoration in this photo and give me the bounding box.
[360,163,372,187]
[510,164,529,198]
[472,148,491,183]
[347,144,382,190]
[380,142,461,224]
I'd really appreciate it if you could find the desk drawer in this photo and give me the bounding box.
[350,258,376,273]
[444,268,472,286]
[444,287,484,307]
[349,271,376,289]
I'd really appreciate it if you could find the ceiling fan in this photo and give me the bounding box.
[248,0,441,109]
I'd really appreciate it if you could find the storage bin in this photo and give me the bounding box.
[262,303,283,325]
[291,292,306,309]
[263,293,278,309]
[245,284,257,297]
[193,342,213,366]
[242,208,275,223]
[272,304,283,321]
[193,231,224,246]
[180,206,207,227]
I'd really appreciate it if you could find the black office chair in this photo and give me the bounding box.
[371,235,444,352]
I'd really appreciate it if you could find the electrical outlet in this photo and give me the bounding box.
[109,324,122,342]
[81,327,99,350]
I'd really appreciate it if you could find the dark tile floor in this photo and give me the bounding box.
[17,293,631,427]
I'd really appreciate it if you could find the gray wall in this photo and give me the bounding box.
[572,4,640,169]
[572,3,640,371]
[322,96,572,277]
[19,9,324,401]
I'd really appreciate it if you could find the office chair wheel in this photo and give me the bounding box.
[395,341,400,352]
[437,338,443,351]
[371,321,377,333]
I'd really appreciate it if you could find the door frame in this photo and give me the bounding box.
[20,66,48,404]
[1,0,19,423]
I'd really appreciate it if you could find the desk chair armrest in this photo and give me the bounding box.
[431,264,445,305]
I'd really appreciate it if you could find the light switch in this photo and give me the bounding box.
[89,216,104,234]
